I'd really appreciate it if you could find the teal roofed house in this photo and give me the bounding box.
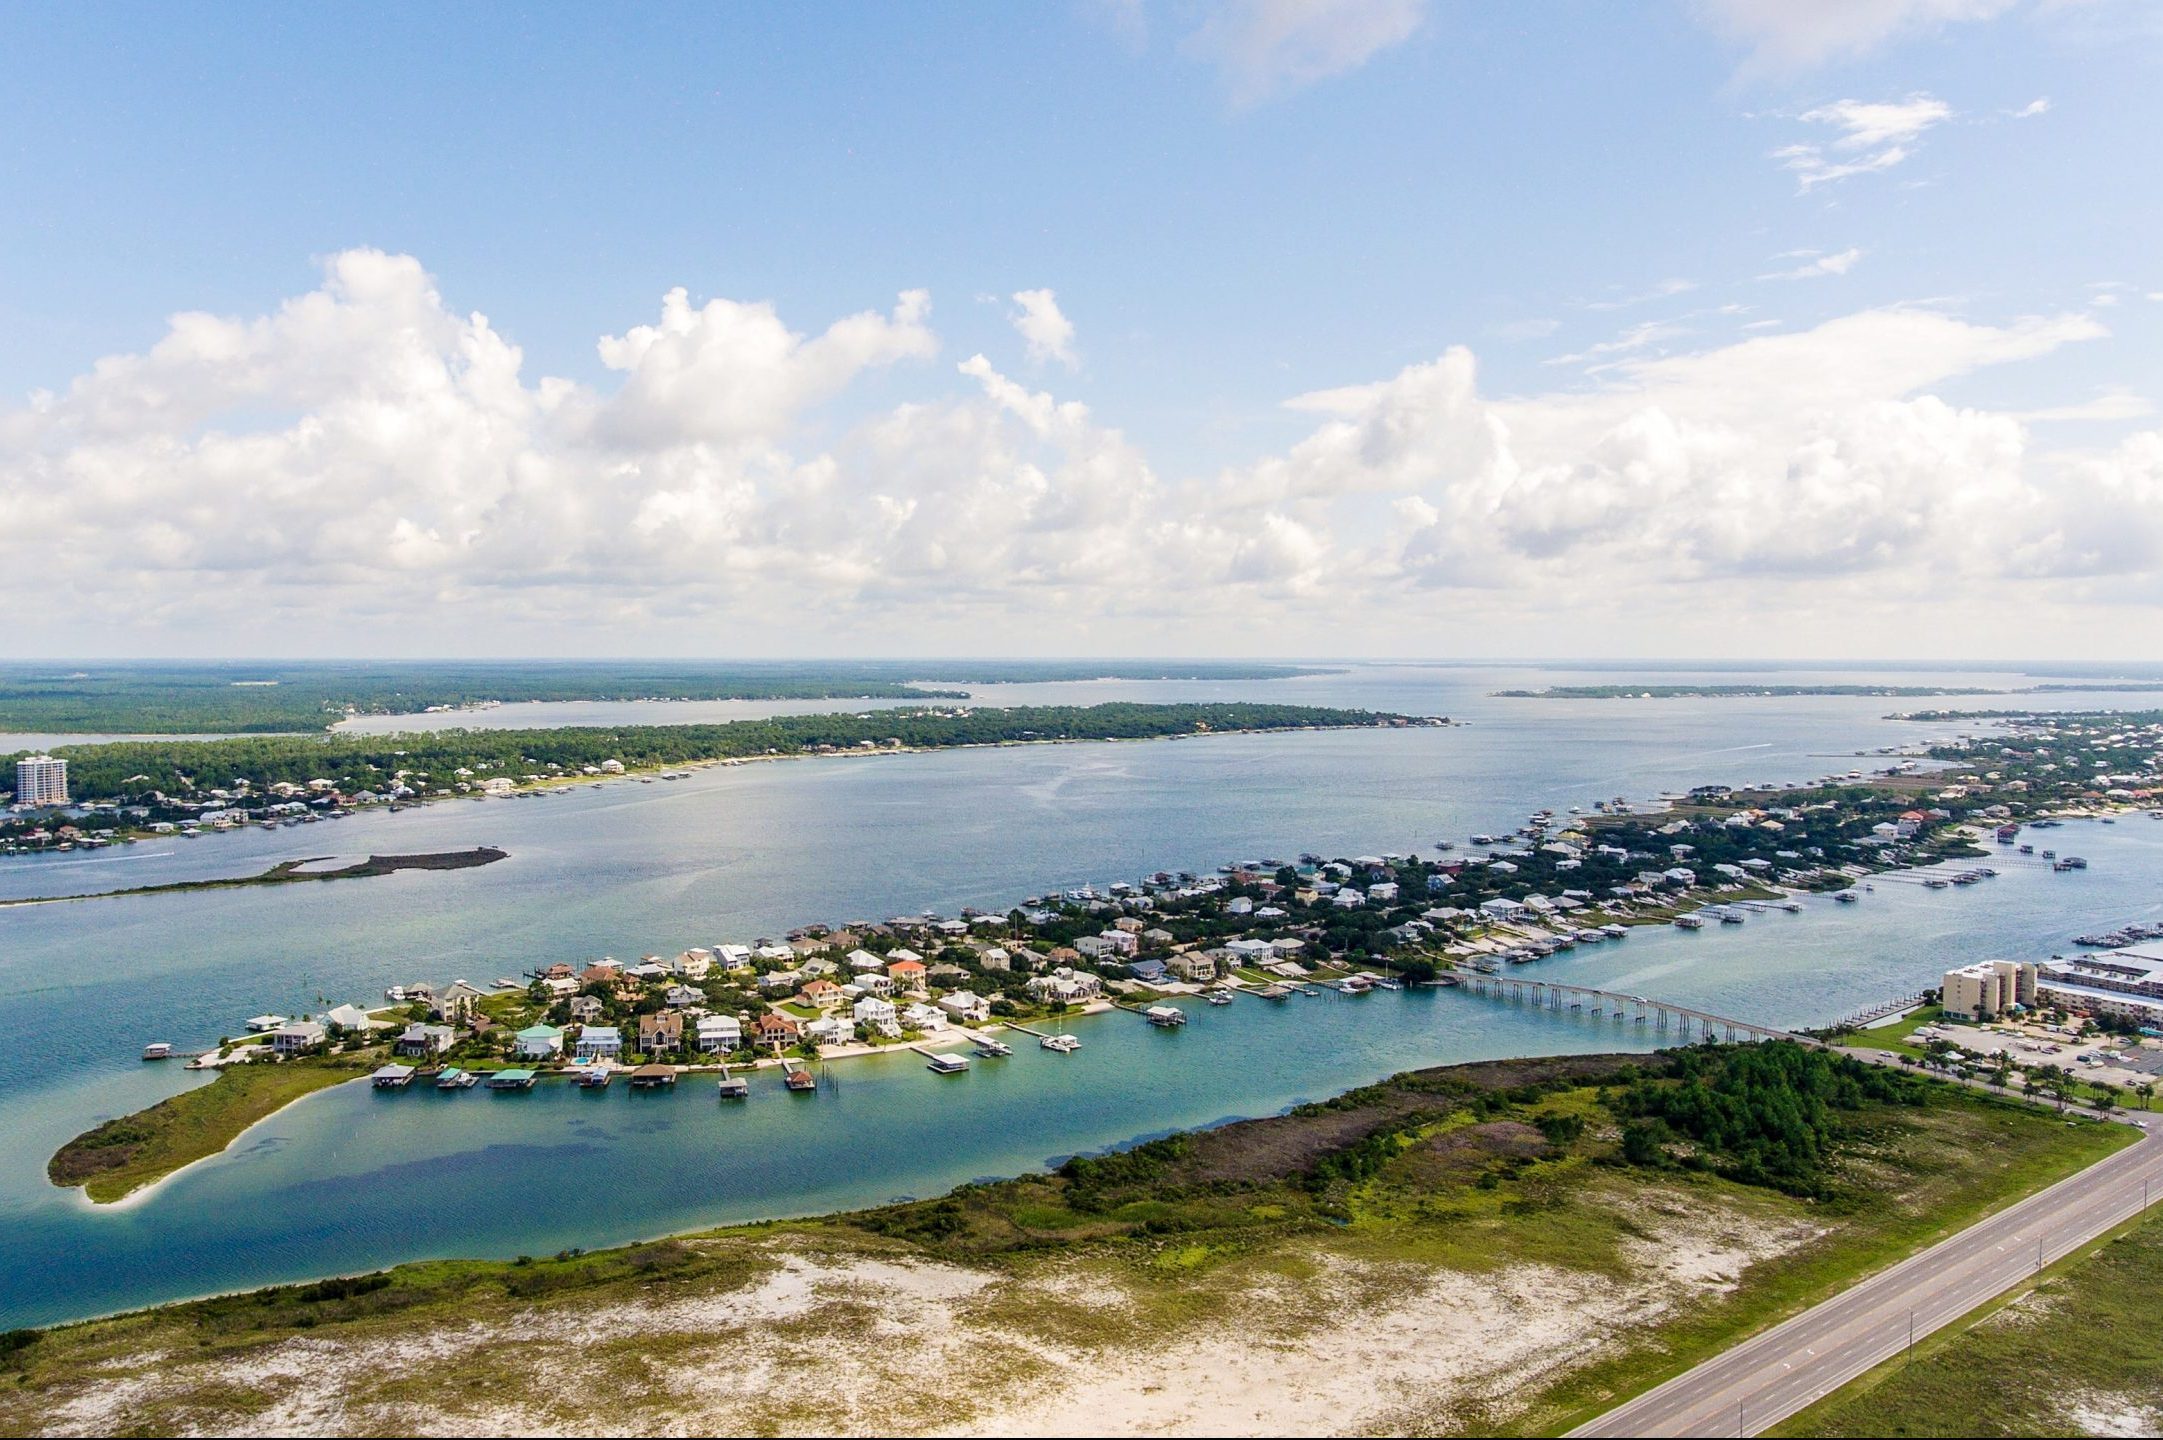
[514,1024,564,1059]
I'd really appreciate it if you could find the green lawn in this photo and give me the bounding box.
[48,1056,377,1203]
[1839,1003,1945,1058]
[1774,1205,2163,1437]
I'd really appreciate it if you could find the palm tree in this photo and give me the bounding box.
[2136,1081,2156,1112]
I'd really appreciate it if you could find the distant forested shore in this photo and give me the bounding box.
[0,660,1331,735]
[1496,682,2163,701]
[10,702,1425,806]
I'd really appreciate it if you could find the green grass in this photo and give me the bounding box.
[1503,1101,2133,1438]
[1773,1205,2163,1437]
[1839,1003,1945,1059]
[48,1057,377,1203]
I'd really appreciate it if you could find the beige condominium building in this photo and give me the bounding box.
[1941,959,2037,1021]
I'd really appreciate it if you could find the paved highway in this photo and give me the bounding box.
[1571,1103,2163,1437]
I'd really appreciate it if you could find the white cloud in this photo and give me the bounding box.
[1585,278,1697,311]
[1694,0,2017,68]
[594,286,934,446]
[1775,93,1953,189]
[1009,289,1078,368]
[2011,96,2051,118]
[6,250,2162,656]
[1761,247,1865,280]
[1185,0,1425,105]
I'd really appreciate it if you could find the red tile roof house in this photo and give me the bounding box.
[757,1012,801,1051]
[885,959,928,989]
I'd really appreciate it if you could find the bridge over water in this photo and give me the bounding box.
[1443,970,1817,1046]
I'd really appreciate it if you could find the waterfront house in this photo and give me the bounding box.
[1167,952,1218,982]
[1125,958,1170,985]
[937,990,991,1023]
[515,1024,565,1059]
[580,963,623,989]
[575,1025,623,1061]
[901,1002,947,1032]
[396,1023,456,1057]
[543,976,579,998]
[437,981,488,1021]
[323,1003,377,1033]
[716,944,754,970]
[696,1014,743,1052]
[756,1012,801,1051]
[639,1012,684,1054]
[627,960,669,983]
[853,995,899,1036]
[272,1020,326,1055]
[672,948,714,979]
[804,1016,855,1046]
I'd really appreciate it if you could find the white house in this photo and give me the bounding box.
[901,1001,947,1032]
[804,1016,856,1046]
[272,1020,326,1055]
[847,948,886,972]
[672,948,714,979]
[715,944,754,970]
[1330,890,1365,909]
[696,1014,743,1052]
[515,1024,565,1059]
[574,1025,623,1060]
[937,990,991,1023]
[853,995,900,1037]
[1367,882,1398,902]
[1479,897,1525,919]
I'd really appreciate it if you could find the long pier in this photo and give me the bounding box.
[1444,970,1816,1045]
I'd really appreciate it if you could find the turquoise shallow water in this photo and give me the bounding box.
[2,663,2159,1328]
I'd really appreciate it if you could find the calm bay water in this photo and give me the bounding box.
[2,662,2160,1328]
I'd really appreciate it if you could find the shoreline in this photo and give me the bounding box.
[2,710,1441,865]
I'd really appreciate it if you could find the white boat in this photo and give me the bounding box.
[1673,915,1705,930]
[1040,1033,1082,1053]
[1206,990,1235,1005]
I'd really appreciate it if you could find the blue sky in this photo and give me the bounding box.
[4,1,2161,658]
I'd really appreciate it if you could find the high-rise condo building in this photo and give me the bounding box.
[14,755,68,807]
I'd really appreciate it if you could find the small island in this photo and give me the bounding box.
[0,847,508,909]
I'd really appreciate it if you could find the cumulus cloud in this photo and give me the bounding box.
[1761,247,1865,280]
[1185,0,1425,105]
[1694,0,2017,68]
[1009,289,1078,367]
[6,249,2163,654]
[1775,94,1953,189]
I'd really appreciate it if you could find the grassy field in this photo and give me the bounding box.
[0,1046,2134,1436]
[1774,1208,2163,1437]
[47,1058,376,1203]
[1839,1004,1946,1059]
